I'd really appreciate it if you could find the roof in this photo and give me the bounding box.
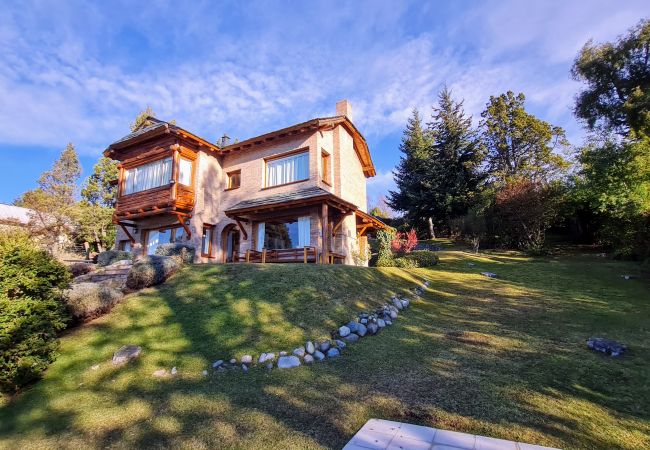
[104,115,377,177]
[355,209,392,231]
[224,186,357,217]
[0,203,33,225]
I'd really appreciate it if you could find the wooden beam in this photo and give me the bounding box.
[118,222,136,244]
[235,218,248,240]
[175,213,192,238]
[357,224,370,238]
[331,213,349,237]
[321,203,329,264]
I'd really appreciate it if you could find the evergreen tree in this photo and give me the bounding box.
[480,91,569,183]
[387,109,435,234]
[427,87,484,230]
[81,157,119,207]
[130,106,156,132]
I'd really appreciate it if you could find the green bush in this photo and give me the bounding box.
[154,243,196,264]
[375,229,396,267]
[64,282,123,321]
[401,250,439,267]
[69,262,95,277]
[97,250,131,267]
[0,231,70,393]
[392,257,419,269]
[126,255,181,290]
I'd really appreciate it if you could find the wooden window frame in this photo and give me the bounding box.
[178,156,194,187]
[201,224,215,258]
[263,148,310,189]
[225,169,241,191]
[321,150,331,185]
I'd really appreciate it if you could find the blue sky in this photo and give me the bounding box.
[0,0,648,205]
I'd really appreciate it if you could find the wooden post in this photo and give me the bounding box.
[321,203,329,264]
[303,247,308,264]
[246,249,251,262]
[262,248,267,263]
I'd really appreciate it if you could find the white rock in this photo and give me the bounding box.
[212,360,224,368]
[241,355,252,365]
[171,367,178,376]
[313,350,325,361]
[277,355,301,369]
[293,347,306,357]
[230,358,237,364]
[202,370,208,376]
[305,341,315,354]
[303,354,314,364]
[152,369,168,378]
[338,326,351,337]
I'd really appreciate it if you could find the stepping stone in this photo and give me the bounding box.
[277,356,301,369]
[481,272,498,278]
[112,345,142,365]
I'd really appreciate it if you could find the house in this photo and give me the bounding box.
[0,203,32,228]
[105,100,389,265]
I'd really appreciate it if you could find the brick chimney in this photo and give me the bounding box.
[336,100,353,121]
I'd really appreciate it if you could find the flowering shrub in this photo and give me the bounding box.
[390,229,418,253]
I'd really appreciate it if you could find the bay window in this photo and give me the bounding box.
[257,216,311,250]
[124,157,172,195]
[265,151,309,187]
[178,157,193,186]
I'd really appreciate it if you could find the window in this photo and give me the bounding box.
[265,151,309,187]
[227,170,241,190]
[178,157,193,186]
[124,157,172,195]
[321,151,331,184]
[118,240,132,252]
[201,224,214,257]
[258,217,310,250]
[145,227,187,255]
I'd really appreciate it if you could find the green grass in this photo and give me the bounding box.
[1,254,649,449]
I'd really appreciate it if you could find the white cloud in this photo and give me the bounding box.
[366,169,396,200]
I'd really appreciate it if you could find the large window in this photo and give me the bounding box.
[201,224,214,257]
[124,157,172,195]
[257,217,310,250]
[265,151,309,187]
[178,157,193,186]
[146,227,188,255]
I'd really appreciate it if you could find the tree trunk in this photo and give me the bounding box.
[428,217,436,239]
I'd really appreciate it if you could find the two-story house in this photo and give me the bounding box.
[105,100,388,265]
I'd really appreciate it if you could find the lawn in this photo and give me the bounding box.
[1,251,649,449]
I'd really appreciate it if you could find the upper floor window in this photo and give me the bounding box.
[124,157,172,195]
[178,157,193,186]
[321,150,331,184]
[227,170,241,190]
[265,151,309,188]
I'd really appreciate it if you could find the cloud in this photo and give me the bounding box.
[366,169,396,200]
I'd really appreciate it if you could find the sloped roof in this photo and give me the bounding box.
[0,203,32,225]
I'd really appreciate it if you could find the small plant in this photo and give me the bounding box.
[126,255,181,290]
[351,243,372,266]
[391,229,418,253]
[154,243,196,264]
[64,282,123,321]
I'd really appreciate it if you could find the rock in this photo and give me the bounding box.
[313,350,325,361]
[385,319,392,326]
[303,354,314,364]
[622,274,634,280]
[481,272,498,278]
[305,341,315,354]
[319,341,331,352]
[202,370,208,376]
[587,337,627,357]
[344,333,359,343]
[91,364,100,371]
[112,345,142,365]
[401,299,409,308]
[468,262,476,267]
[266,362,274,370]
[390,310,398,320]
[171,367,178,376]
[356,323,367,337]
[377,319,386,328]
[293,347,306,357]
[241,364,248,373]
[152,369,168,378]
[338,326,351,337]
[230,358,237,364]
[277,355,301,369]
[347,321,359,333]
[241,355,253,365]
[392,298,404,310]
[280,351,288,356]
[360,318,368,325]
[367,323,379,335]
[335,339,346,349]
[327,348,341,358]
[212,360,224,368]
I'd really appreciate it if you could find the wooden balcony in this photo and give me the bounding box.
[113,182,195,220]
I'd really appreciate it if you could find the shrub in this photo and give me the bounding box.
[97,250,132,267]
[391,229,418,253]
[392,257,419,269]
[0,231,70,392]
[154,243,196,264]
[402,250,439,267]
[126,255,181,290]
[376,229,396,267]
[69,262,95,278]
[64,282,123,321]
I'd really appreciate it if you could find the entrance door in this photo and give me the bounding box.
[226,229,240,262]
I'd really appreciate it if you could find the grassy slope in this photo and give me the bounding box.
[1,254,649,449]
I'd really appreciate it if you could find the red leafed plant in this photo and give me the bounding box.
[391,228,418,253]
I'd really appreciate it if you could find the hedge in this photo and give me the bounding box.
[126,255,181,290]
[97,250,132,267]
[154,243,196,264]
[64,282,123,321]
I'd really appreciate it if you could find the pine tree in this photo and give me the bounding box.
[81,157,119,207]
[427,87,484,229]
[387,109,435,234]
[130,106,156,132]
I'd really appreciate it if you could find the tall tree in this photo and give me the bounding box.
[130,106,156,132]
[572,19,650,137]
[81,157,119,207]
[387,109,435,235]
[16,143,81,253]
[427,87,484,229]
[480,91,570,183]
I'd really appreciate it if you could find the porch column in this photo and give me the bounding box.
[321,203,329,263]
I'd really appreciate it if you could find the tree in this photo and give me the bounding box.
[387,109,436,235]
[16,143,81,253]
[480,91,570,183]
[81,157,119,208]
[572,19,650,137]
[130,106,156,132]
[427,87,484,230]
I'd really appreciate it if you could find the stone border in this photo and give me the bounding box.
[190,279,432,376]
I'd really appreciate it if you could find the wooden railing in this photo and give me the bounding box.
[233,247,319,264]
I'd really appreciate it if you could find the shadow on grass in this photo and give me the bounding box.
[1,255,649,449]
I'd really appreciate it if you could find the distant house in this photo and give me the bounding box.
[0,203,32,228]
[105,100,389,265]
